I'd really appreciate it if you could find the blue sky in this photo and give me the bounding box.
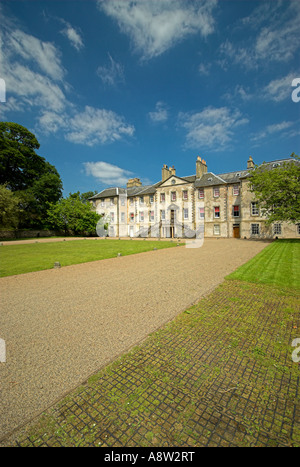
[0,0,299,195]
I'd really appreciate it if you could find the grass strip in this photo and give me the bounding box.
[0,239,181,277]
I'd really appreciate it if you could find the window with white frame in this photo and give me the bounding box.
[213,187,220,197]
[199,207,205,219]
[101,199,105,207]
[139,211,144,222]
[110,198,114,206]
[161,210,165,220]
[273,223,282,235]
[183,190,188,200]
[150,210,154,221]
[160,193,165,202]
[121,197,125,206]
[214,224,220,235]
[121,212,125,222]
[171,191,176,201]
[150,195,154,204]
[139,196,144,205]
[198,189,204,199]
[214,206,220,218]
[251,202,259,216]
[184,208,189,220]
[130,212,134,222]
[251,223,259,235]
[110,212,114,222]
[129,197,134,206]
[233,185,239,195]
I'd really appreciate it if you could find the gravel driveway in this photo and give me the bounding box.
[0,238,268,440]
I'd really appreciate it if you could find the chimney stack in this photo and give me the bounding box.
[196,156,207,179]
[247,156,254,169]
[127,177,142,188]
[162,164,175,181]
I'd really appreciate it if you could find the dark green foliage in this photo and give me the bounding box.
[249,153,300,224]
[0,122,63,227]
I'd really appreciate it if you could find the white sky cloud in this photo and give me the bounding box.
[65,106,135,146]
[60,22,84,51]
[148,101,168,123]
[0,22,67,115]
[97,53,124,86]
[251,121,294,143]
[179,106,248,151]
[84,161,133,186]
[0,15,134,147]
[220,1,300,70]
[263,73,297,103]
[198,63,211,76]
[8,29,65,81]
[97,0,217,60]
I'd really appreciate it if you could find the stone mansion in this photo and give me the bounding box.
[89,155,299,240]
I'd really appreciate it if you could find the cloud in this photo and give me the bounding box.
[263,73,297,102]
[219,2,300,69]
[0,19,67,115]
[60,21,84,51]
[84,161,133,186]
[148,101,168,123]
[64,105,135,146]
[97,0,217,60]
[198,63,211,76]
[178,106,248,151]
[251,121,294,143]
[8,29,65,80]
[97,53,124,86]
[222,84,252,102]
[0,11,134,147]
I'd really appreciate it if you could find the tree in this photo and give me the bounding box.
[249,153,300,224]
[0,122,63,227]
[0,184,21,229]
[68,190,98,204]
[47,194,101,236]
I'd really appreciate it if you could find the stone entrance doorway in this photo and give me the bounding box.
[233,224,240,238]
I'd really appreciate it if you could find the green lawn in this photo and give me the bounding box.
[226,239,300,290]
[0,239,182,277]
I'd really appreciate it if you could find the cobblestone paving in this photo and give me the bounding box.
[3,280,299,447]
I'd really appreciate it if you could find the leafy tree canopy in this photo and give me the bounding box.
[0,122,63,227]
[0,184,22,229]
[249,153,300,224]
[47,193,101,236]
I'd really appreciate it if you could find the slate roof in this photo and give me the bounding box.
[89,157,298,200]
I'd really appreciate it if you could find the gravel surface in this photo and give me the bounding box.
[0,238,268,440]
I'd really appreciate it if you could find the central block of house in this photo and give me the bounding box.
[89,156,299,240]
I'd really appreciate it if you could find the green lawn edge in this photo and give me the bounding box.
[0,239,183,277]
[226,239,300,290]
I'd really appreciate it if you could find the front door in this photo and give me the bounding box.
[233,224,240,238]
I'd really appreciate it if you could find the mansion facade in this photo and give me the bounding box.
[89,155,299,240]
